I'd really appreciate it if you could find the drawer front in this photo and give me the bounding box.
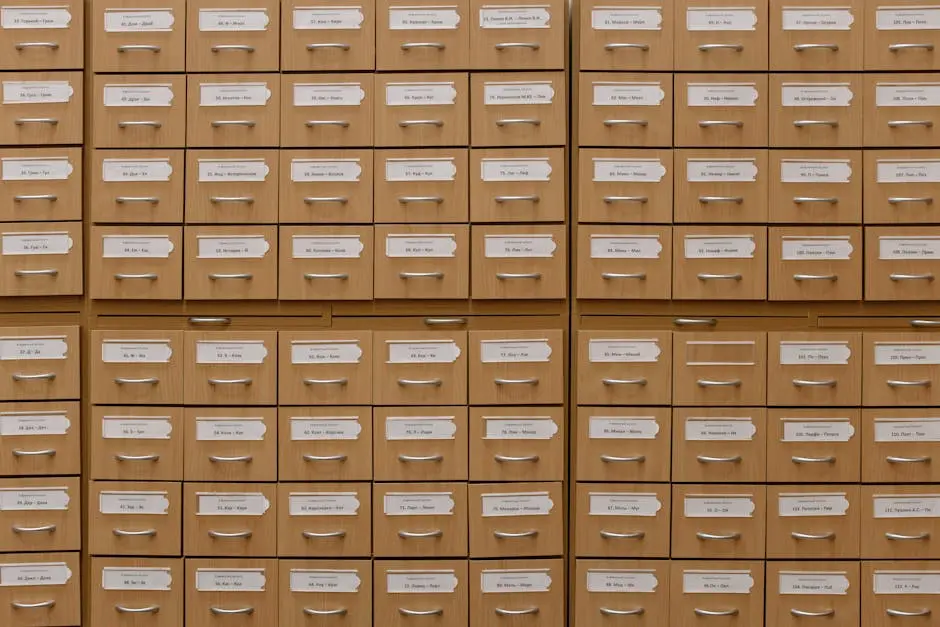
[280,73,374,147]
[675,0,769,70]
[90,149,184,224]
[471,224,567,299]
[90,406,184,481]
[577,149,674,224]
[183,483,278,557]
[769,227,862,301]
[469,406,564,482]
[373,331,467,406]
[0,71,83,145]
[183,330,277,405]
[373,148,469,224]
[672,331,768,406]
[673,226,768,300]
[0,476,80,552]
[0,401,80,477]
[0,147,82,222]
[579,0,674,71]
[183,225,278,301]
[0,325,79,401]
[470,71,566,147]
[375,72,469,147]
[766,561,860,627]
[0,221,82,296]
[469,558,564,627]
[0,552,80,627]
[575,559,670,627]
[375,560,468,627]
[769,150,863,224]
[0,0,84,70]
[92,74,186,148]
[671,484,767,559]
[769,74,863,147]
[90,557,183,627]
[278,330,372,406]
[183,407,277,482]
[674,74,769,147]
[468,329,564,405]
[575,483,671,558]
[766,331,862,405]
[575,407,672,483]
[577,225,673,300]
[866,227,940,300]
[865,0,940,70]
[469,0,566,70]
[372,482,468,558]
[277,483,372,557]
[374,225,470,300]
[185,558,278,627]
[88,480,182,556]
[862,409,940,484]
[279,149,373,224]
[469,482,563,558]
[766,408,861,484]
[862,332,940,406]
[186,74,280,148]
[92,0,186,72]
[186,0,280,72]
[769,0,864,70]
[281,0,376,72]
[184,149,278,224]
[277,407,373,482]
[669,561,765,627]
[91,329,184,404]
[862,561,940,627]
[279,559,372,627]
[377,0,470,71]
[672,407,767,483]
[374,406,468,481]
[469,147,565,223]
[864,150,940,224]
[579,73,673,147]
[577,330,672,405]
[865,74,940,147]
[861,485,940,559]
[90,225,183,300]
[278,226,374,301]
[674,149,768,224]
[766,485,860,559]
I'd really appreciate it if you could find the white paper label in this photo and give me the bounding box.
[484,416,558,440]
[385,234,457,258]
[199,9,268,31]
[874,571,940,595]
[687,7,757,30]
[390,7,460,29]
[101,235,174,259]
[198,159,268,182]
[593,82,665,106]
[102,567,172,591]
[386,82,456,106]
[290,416,361,441]
[589,416,660,439]
[592,158,666,182]
[781,159,852,184]
[684,235,756,259]
[101,416,172,440]
[0,563,71,587]
[291,158,361,182]
[688,83,758,106]
[103,9,175,32]
[195,569,266,592]
[484,81,555,105]
[874,342,940,365]
[779,572,850,595]
[683,571,755,594]
[0,336,67,360]
[2,80,72,104]
[484,234,556,257]
[196,235,270,259]
[687,159,758,182]
[102,158,172,182]
[879,237,940,259]
[195,341,268,364]
[783,8,855,30]
[481,158,552,182]
[685,418,756,441]
[199,83,271,107]
[1,157,72,181]
[480,339,552,363]
[294,83,365,107]
[2,231,71,255]
[293,7,364,30]
[877,159,940,183]
[99,491,169,515]
[290,570,361,593]
[684,496,755,518]
[782,83,853,107]
[480,5,550,28]
[589,339,661,362]
[874,495,940,518]
[196,418,266,441]
[592,8,662,30]
[589,492,662,517]
[481,570,552,593]
[385,158,456,181]
[292,235,363,259]
[387,571,458,594]
[876,83,940,107]
[1,6,71,29]
[103,84,173,107]
[197,493,270,516]
[875,418,940,442]
[481,491,554,517]
[782,419,855,442]
[779,341,852,364]
[0,412,70,437]
[387,340,460,364]
[779,493,850,517]
[587,570,658,593]
[590,235,663,259]
[0,487,69,511]
[291,340,361,365]
[386,416,457,440]
[101,340,172,364]
[289,492,360,516]
[781,238,854,261]
[877,7,940,30]
[384,492,455,516]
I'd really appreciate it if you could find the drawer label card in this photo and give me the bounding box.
[294,82,365,107]
[685,417,756,441]
[778,492,850,517]
[779,571,850,595]
[387,340,461,363]
[99,490,169,515]
[102,235,175,259]
[874,571,940,594]
[290,569,361,593]
[196,340,268,364]
[593,82,665,106]
[293,7,364,29]
[481,569,552,593]
[0,410,70,436]
[102,158,172,182]
[686,7,757,30]
[196,417,266,441]
[195,569,266,592]
[198,9,268,31]
[385,82,456,106]
[102,416,172,440]
[103,9,175,32]
[878,236,940,259]
[386,416,457,440]
[2,231,71,255]
[684,495,755,518]
[198,158,269,181]
[589,492,662,517]
[684,570,755,594]
[779,341,852,364]
[484,416,558,440]
[587,570,658,593]
[484,81,555,105]
[0,563,71,587]
[877,159,940,182]
[197,492,270,516]
[876,7,940,29]
[1,156,72,181]
[780,159,852,183]
[874,342,940,365]
[782,8,854,30]
[0,335,67,360]
[289,492,360,516]
[873,495,940,518]
[593,158,666,182]
[290,416,361,441]
[291,340,362,364]
[1,7,71,28]
[875,417,940,441]
[481,157,552,181]
[385,157,456,181]
[480,338,552,362]
[592,8,662,30]
[2,80,72,103]
[782,418,855,442]
[481,491,554,517]
[384,492,455,515]
[295,233,362,258]
[291,158,361,182]
[0,487,69,510]
[590,235,662,259]
[387,570,458,594]
[389,7,460,29]
[199,83,271,107]
[687,159,758,182]
[479,5,551,28]
[589,338,661,362]
[589,416,660,439]
[103,84,174,107]
[687,83,758,106]
[876,83,940,107]
[385,234,457,258]
[781,83,853,107]
[101,339,173,363]
[102,567,172,591]
[196,235,270,258]
[684,235,756,259]
[484,234,556,257]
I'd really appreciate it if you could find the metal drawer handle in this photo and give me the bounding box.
[890,274,935,282]
[496,272,542,280]
[13,194,57,202]
[601,607,644,616]
[601,454,645,463]
[208,530,252,539]
[794,43,839,51]
[209,273,252,281]
[604,195,648,204]
[495,377,539,385]
[303,530,346,538]
[887,379,931,387]
[887,455,931,463]
[792,531,835,540]
[696,531,741,540]
[675,318,717,326]
[698,43,743,51]
[603,119,648,127]
[495,454,539,463]
[116,196,159,204]
[398,119,444,127]
[208,378,253,385]
[496,118,541,126]
[399,608,443,617]
[112,528,157,537]
[115,377,159,385]
[794,274,838,282]
[698,273,743,281]
[399,529,444,538]
[889,196,933,204]
[424,317,467,325]
[212,44,255,52]
[210,606,254,615]
[14,269,58,277]
[699,195,743,204]
[307,43,351,50]
[115,453,159,462]
[495,607,539,616]
[399,454,443,462]
[304,196,348,205]
[697,378,742,387]
[400,271,444,279]
[605,43,650,51]
[794,197,838,204]
[495,195,540,203]
[304,378,348,386]
[211,120,256,128]
[791,609,834,618]
[12,600,56,610]
[209,455,252,463]
[886,608,932,617]
[695,608,739,617]
[399,195,443,204]
[118,44,161,53]
[210,196,254,204]
[792,378,837,387]
[696,454,742,463]
[792,455,835,464]
[305,120,350,128]
[189,317,231,325]
[793,120,839,128]
[886,532,930,541]
[116,605,160,614]
[602,377,647,385]
[305,273,349,280]
[495,42,540,50]
[402,42,445,49]
[889,120,934,127]
[12,524,55,533]
[115,273,158,280]
[303,454,347,462]
[12,372,55,381]
[12,448,56,457]
[118,121,162,129]
[15,118,58,125]
[890,43,935,51]
[698,120,743,128]
[912,319,940,327]
[602,272,647,280]
[600,530,644,539]
[305,608,347,616]
[14,42,59,50]
[398,378,442,386]
[494,530,539,539]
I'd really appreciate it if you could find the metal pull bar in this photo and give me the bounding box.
[210,120,256,127]
[304,608,347,616]
[496,272,542,280]
[209,273,253,280]
[118,121,162,128]
[305,273,349,280]
[209,455,253,463]
[116,196,159,204]
[695,608,739,617]
[11,524,55,533]
[886,608,931,617]
[697,378,742,387]
[398,378,442,386]
[11,448,56,457]
[496,118,541,126]
[792,378,837,387]
[305,120,350,128]
[208,378,253,385]
[495,42,540,50]
[889,43,935,51]
[889,196,933,204]
[12,372,55,381]
[307,43,351,50]
[424,318,467,325]
[601,607,644,616]
[791,609,834,618]
[399,454,443,462]
[14,269,58,277]
[602,272,647,280]
[603,119,648,126]
[212,44,255,52]
[605,43,650,51]
[114,377,159,385]
[304,378,348,386]
[116,605,160,614]
[792,455,835,464]
[118,44,161,53]
[209,196,254,204]
[697,454,742,463]
[604,195,648,204]
[14,42,59,50]
[675,318,717,326]
[494,454,539,463]
[13,194,57,202]
[303,454,347,462]
[399,608,443,617]
[494,530,538,538]
[398,119,444,127]
[112,528,157,537]
[600,530,645,539]
[303,530,346,538]
[698,273,743,281]
[794,43,839,51]
[189,317,231,325]
[399,196,443,204]
[115,453,159,462]
[794,274,838,282]
[495,607,539,616]
[602,377,647,385]
[699,195,744,203]
[495,195,540,203]
[794,196,838,204]
[14,118,58,125]
[696,531,741,540]
[115,273,158,280]
[793,120,839,127]
[698,43,744,51]
[398,529,443,538]
[698,120,743,128]
[912,319,940,327]
[888,120,934,127]
[890,273,935,282]
[887,455,931,463]
[11,600,56,609]
[402,42,445,49]
[494,377,539,385]
[601,454,645,463]
[792,531,835,540]
[886,532,930,540]
[208,530,252,539]
[399,271,444,279]
[887,379,932,387]
[210,607,254,616]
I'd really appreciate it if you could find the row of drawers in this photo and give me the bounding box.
[578,73,940,149]
[580,0,940,72]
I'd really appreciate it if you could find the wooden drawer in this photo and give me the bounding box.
[0,222,82,296]
[0,476,80,552]
[0,325,79,401]
[0,0,84,70]
[575,407,672,483]
[672,408,767,483]
[766,408,861,484]
[277,483,371,557]
[766,485,860,559]
[88,480,182,556]
[374,406,468,482]
[90,406,183,481]
[0,147,81,223]
[0,552,80,627]
[183,407,277,482]
[468,482,563,558]
[575,483,670,558]
[671,484,767,559]
[469,406,564,482]
[0,401,80,477]
[277,407,372,482]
